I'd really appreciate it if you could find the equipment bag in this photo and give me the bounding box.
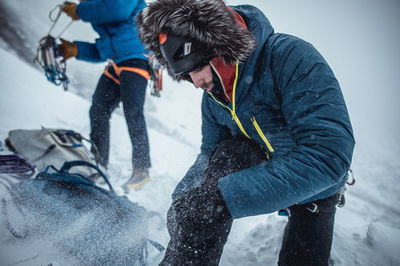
[0,160,153,266]
[5,128,98,179]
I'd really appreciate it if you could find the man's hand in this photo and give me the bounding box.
[161,136,266,265]
[58,38,78,61]
[62,1,80,20]
[163,183,232,265]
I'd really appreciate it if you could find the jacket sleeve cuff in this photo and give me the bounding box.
[74,41,104,63]
[217,163,296,219]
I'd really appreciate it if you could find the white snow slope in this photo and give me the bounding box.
[1,0,400,265]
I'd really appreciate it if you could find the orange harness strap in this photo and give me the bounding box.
[103,67,121,85]
[103,61,150,85]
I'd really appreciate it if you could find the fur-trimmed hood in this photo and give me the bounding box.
[136,0,257,79]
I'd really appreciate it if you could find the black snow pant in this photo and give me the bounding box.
[89,58,151,170]
[162,136,339,265]
[278,193,339,266]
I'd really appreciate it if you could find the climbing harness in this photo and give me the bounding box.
[279,168,356,217]
[278,202,320,217]
[103,59,165,97]
[103,54,163,97]
[337,168,356,208]
[34,4,74,90]
[103,60,150,85]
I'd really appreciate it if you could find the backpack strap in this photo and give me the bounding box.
[1,198,29,239]
[59,160,114,193]
[52,129,101,166]
[49,129,84,148]
[147,239,165,252]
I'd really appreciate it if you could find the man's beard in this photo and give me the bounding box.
[209,68,223,94]
[200,82,214,91]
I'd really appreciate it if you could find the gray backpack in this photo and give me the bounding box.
[5,128,98,178]
[0,159,164,266]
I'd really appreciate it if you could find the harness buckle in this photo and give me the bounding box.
[305,203,319,213]
[278,208,291,217]
[346,169,355,185]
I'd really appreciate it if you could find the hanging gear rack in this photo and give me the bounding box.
[148,53,163,97]
[34,4,74,90]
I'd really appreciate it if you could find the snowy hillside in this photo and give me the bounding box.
[1,0,400,265]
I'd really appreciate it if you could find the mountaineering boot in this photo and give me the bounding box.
[122,169,150,193]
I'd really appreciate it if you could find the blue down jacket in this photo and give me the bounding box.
[74,0,147,63]
[174,5,355,219]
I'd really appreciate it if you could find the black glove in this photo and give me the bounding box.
[161,136,266,265]
[163,182,232,265]
[204,135,267,185]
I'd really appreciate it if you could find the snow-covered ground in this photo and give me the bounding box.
[1,0,400,265]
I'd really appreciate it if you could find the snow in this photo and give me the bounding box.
[1,0,400,265]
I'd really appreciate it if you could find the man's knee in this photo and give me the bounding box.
[206,136,266,178]
[89,103,112,122]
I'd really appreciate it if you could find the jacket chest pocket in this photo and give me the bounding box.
[209,93,276,156]
[250,116,275,154]
[229,109,276,158]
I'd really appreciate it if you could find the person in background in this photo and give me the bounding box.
[137,0,355,265]
[60,0,151,191]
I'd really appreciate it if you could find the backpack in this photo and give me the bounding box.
[5,128,99,179]
[0,160,162,266]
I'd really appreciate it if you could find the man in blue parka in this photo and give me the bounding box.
[60,0,151,191]
[137,0,355,265]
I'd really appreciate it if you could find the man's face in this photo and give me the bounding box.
[188,64,213,91]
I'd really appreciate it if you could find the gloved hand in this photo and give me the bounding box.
[204,135,267,185]
[163,183,232,265]
[62,1,80,20]
[161,136,266,265]
[58,38,78,61]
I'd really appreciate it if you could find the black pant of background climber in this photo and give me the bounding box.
[161,136,339,265]
[89,59,151,170]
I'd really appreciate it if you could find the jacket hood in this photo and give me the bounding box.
[136,0,257,80]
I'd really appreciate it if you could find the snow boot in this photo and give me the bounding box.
[122,169,150,193]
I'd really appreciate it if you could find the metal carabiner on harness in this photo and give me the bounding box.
[147,53,163,97]
[305,203,319,213]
